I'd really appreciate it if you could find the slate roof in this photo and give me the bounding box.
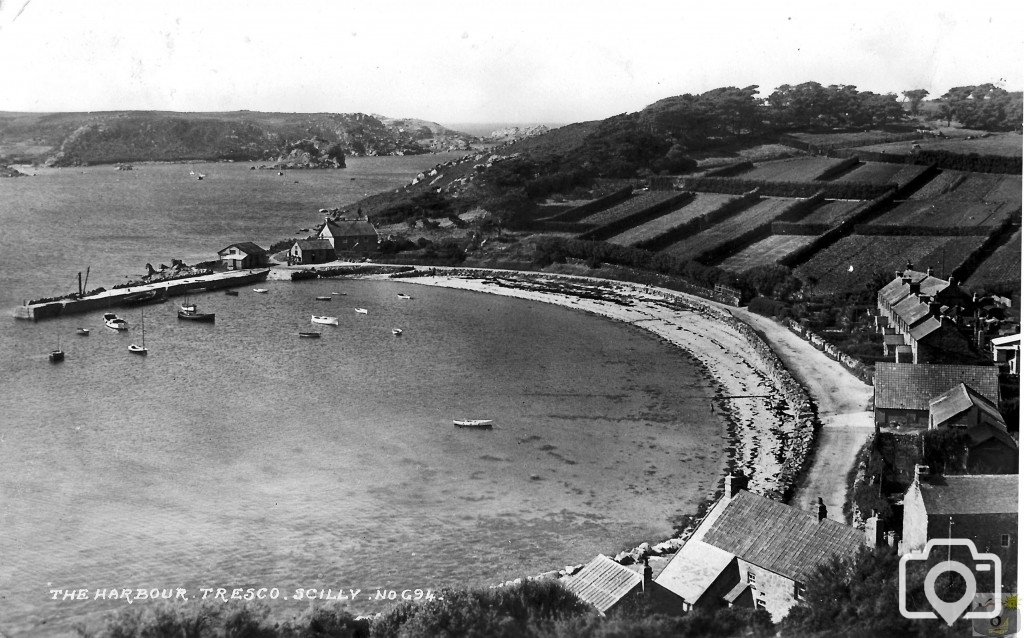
[295,239,334,251]
[322,219,379,238]
[893,296,932,327]
[908,316,942,341]
[700,492,864,582]
[219,242,266,255]
[884,334,906,346]
[929,383,1006,428]
[653,539,735,603]
[874,363,1000,411]
[879,270,951,307]
[564,554,642,614]
[918,475,1019,515]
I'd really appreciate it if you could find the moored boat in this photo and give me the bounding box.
[397,293,412,300]
[253,288,268,294]
[354,308,368,314]
[128,309,148,355]
[312,315,339,326]
[49,335,64,362]
[298,331,321,338]
[453,419,493,429]
[123,289,166,306]
[104,313,128,331]
[178,308,216,322]
[224,290,239,296]
[392,328,403,336]
[76,328,90,336]
[316,296,332,301]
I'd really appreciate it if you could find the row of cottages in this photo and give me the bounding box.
[217,242,269,270]
[875,267,973,364]
[287,217,381,265]
[901,468,1018,581]
[565,475,869,622]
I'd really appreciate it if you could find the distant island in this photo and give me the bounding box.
[0,110,481,167]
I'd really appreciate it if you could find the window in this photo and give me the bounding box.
[795,581,806,600]
[755,598,767,610]
[747,571,756,585]
[1001,534,1011,548]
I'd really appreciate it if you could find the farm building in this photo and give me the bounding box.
[873,363,1000,428]
[563,554,650,616]
[217,242,269,270]
[653,474,867,622]
[928,383,1017,474]
[289,239,335,265]
[318,217,380,254]
[901,469,1017,579]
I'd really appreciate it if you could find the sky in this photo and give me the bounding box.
[0,0,1021,126]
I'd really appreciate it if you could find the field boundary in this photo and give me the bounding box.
[578,191,697,241]
[634,191,760,252]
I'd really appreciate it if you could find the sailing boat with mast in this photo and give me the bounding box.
[128,308,148,355]
[49,335,65,362]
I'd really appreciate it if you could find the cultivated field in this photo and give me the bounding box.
[867,200,1012,230]
[739,156,848,182]
[909,171,1023,203]
[854,132,1022,157]
[605,193,736,246]
[718,235,819,272]
[833,162,929,187]
[965,229,1022,288]
[797,200,868,226]
[578,190,682,226]
[660,197,799,259]
[794,234,985,294]
[785,130,921,149]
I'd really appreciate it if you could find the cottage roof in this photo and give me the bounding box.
[563,554,642,614]
[893,296,932,327]
[908,316,942,341]
[654,539,735,603]
[879,270,951,307]
[218,242,266,256]
[295,239,334,251]
[929,383,1006,429]
[874,363,1000,411]
[917,475,1019,515]
[321,219,379,239]
[700,492,864,582]
[883,334,906,346]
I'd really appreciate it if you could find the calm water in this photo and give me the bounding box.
[0,158,728,635]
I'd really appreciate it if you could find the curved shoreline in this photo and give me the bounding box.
[368,268,818,503]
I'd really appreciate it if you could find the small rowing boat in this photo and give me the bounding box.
[354,308,368,314]
[332,292,346,296]
[253,288,268,294]
[397,293,412,300]
[392,328,403,336]
[453,419,493,429]
[76,328,90,336]
[312,315,339,326]
[316,296,332,301]
[298,332,321,339]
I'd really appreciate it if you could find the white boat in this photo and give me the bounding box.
[311,315,339,326]
[454,419,493,429]
[253,288,268,293]
[76,328,90,336]
[354,308,368,314]
[332,292,346,296]
[104,312,128,331]
[392,328,403,336]
[128,309,148,355]
[397,293,412,300]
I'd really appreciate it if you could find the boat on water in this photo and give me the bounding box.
[397,293,412,300]
[354,308,368,314]
[333,291,346,296]
[311,315,339,326]
[316,296,332,301]
[123,289,166,306]
[253,288,268,294]
[454,419,493,429]
[298,331,321,339]
[392,328,403,336]
[224,290,239,296]
[49,335,64,362]
[103,312,128,331]
[178,307,215,322]
[128,309,148,355]
[76,328,90,336]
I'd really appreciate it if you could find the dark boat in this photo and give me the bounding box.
[178,308,215,322]
[224,290,239,296]
[123,289,166,306]
[49,336,64,362]
[298,332,321,338]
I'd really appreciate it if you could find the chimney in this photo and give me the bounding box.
[914,464,929,483]
[902,275,912,286]
[865,510,885,546]
[909,280,921,294]
[724,472,748,498]
[817,497,827,522]
[948,276,957,287]
[926,266,933,276]
[929,301,942,317]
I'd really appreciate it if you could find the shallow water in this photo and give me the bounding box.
[0,158,728,635]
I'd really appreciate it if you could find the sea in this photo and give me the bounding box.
[0,156,728,635]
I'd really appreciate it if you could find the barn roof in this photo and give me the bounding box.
[917,475,1019,515]
[322,219,379,238]
[295,239,334,251]
[700,492,864,582]
[218,242,266,255]
[563,554,642,614]
[874,363,1000,411]
[929,383,1006,428]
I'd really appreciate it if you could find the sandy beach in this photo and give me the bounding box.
[370,268,819,502]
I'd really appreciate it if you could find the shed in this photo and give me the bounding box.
[218,242,268,270]
[290,239,335,265]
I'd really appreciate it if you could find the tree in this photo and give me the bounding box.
[902,89,930,115]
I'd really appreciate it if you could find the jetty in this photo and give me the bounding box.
[13,269,270,321]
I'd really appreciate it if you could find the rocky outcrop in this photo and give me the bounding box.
[272,138,346,169]
[1,164,26,177]
[484,125,550,144]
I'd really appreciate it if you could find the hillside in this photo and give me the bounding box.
[0,110,480,166]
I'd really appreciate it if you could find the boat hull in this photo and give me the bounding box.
[453,420,493,429]
[311,316,339,326]
[298,332,321,339]
[105,319,128,331]
[177,310,215,322]
[49,351,64,362]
